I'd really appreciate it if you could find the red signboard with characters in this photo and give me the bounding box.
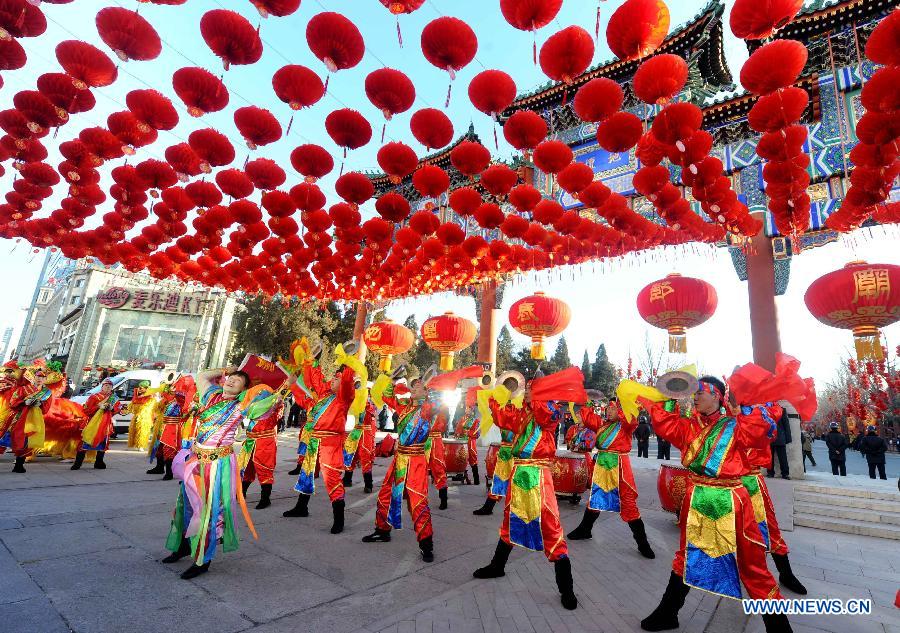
[97,287,130,309]
[237,354,290,391]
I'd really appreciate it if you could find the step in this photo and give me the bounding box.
[794,490,900,514]
[793,513,900,540]
[793,483,900,503]
[793,501,900,526]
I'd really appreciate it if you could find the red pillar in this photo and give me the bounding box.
[477,281,500,371]
[745,213,781,371]
[352,300,369,362]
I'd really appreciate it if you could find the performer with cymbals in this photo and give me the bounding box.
[342,397,378,493]
[72,378,122,471]
[631,371,792,633]
[126,381,160,451]
[567,395,655,559]
[239,375,285,510]
[1,361,60,473]
[287,340,323,477]
[453,387,481,486]
[472,367,588,611]
[472,371,522,516]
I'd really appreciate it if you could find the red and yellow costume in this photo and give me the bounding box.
[343,399,376,475]
[0,361,23,446]
[641,397,782,600]
[126,385,159,450]
[744,445,788,556]
[239,396,283,486]
[80,391,121,453]
[426,408,449,491]
[452,399,480,469]
[157,391,185,462]
[580,404,641,523]
[1,380,52,458]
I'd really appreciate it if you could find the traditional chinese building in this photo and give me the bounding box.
[18,258,239,389]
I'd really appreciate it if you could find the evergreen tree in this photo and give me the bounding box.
[510,345,540,377]
[580,349,592,385]
[546,335,571,374]
[590,343,618,397]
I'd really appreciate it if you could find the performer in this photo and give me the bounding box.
[162,368,282,579]
[282,343,367,535]
[567,397,655,559]
[287,342,323,477]
[1,363,56,473]
[637,376,791,633]
[342,398,377,493]
[472,367,587,611]
[427,405,450,510]
[453,389,481,486]
[0,361,24,453]
[239,389,284,509]
[152,387,188,480]
[126,381,158,450]
[362,365,477,561]
[72,379,122,470]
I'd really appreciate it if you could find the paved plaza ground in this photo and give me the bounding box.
[1,434,898,633]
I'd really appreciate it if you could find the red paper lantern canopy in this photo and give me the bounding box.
[468,70,516,118]
[804,261,900,360]
[597,111,643,152]
[412,164,450,200]
[632,54,688,104]
[500,0,562,31]
[503,110,547,153]
[533,140,573,175]
[410,108,454,150]
[0,0,46,38]
[377,141,418,184]
[95,7,161,62]
[573,78,623,123]
[865,8,900,68]
[636,273,717,352]
[730,0,803,40]
[200,9,263,70]
[126,89,178,130]
[334,171,374,207]
[251,0,301,18]
[740,39,807,96]
[364,319,415,371]
[509,291,571,359]
[325,108,372,155]
[421,312,477,370]
[450,140,491,178]
[479,164,519,197]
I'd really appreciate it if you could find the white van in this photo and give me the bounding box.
[71,369,176,435]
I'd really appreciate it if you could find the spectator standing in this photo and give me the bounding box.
[768,409,792,479]
[634,412,651,458]
[801,430,816,470]
[656,435,670,460]
[825,422,849,476]
[859,425,888,480]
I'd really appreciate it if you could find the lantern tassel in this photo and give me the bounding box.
[854,330,884,360]
[530,338,545,360]
[595,3,601,42]
[324,74,330,94]
[439,353,454,371]
[379,355,392,372]
[286,114,294,135]
[445,82,452,108]
[493,123,499,151]
[668,334,687,354]
[381,122,386,144]
[396,16,403,47]
[532,30,537,65]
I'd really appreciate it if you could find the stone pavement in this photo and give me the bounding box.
[1,434,898,633]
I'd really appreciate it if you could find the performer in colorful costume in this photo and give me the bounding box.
[72,378,121,470]
[282,342,367,535]
[239,388,284,509]
[286,340,323,477]
[126,381,158,450]
[154,388,191,480]
[472,372,520,516]
[426,405,451,510]
[342,398,377,493]
[163,367,285,579]
[1,362,58,473]
[472,367,587,611]
[453,387,481,486]
[0,361,23,454]
[637,375,791,633]
[362,365,479,562]
[567,397,655,559]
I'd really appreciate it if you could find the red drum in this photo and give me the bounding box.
[657,464,690,515]
[552,449,592,501]
[443,438,469,474]
[485,442,501,480]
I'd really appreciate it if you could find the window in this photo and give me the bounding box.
[70,295,81,305]
[74,278,84,288]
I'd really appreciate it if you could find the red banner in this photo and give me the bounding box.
[237,354,290,391]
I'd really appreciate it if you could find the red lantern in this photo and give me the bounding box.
[500,0,562,31]
[573,78,623,123]
[450,140,491,178]
[865,8,900,68]
[730,0,803,40]
[468,70,516,118]
[636,273,718,352]
[364,319,415,371]
[377,141,418,184]
[556,162,594,195]
[503,110,547,153]
[421,17,477,79]
[95,7,161,62]
[233,106,282,149]
[200,9,263,70]
[334,172,374,207]
[290,144,333,182]
[272,65,325,110]
[539,26,594,85]
[509,292,571,359]
[374,192,411,223]
[245,158,286,190]
[325,108,372,154]
[38,73,96,114]
[479,164,519,197]
[804,262,900,360]
[412,165,450,199]
[188,128,235,170]
[421,312,477,370]
[533,140,573,175]
[632,54,688,104]
[509,184,542,212]
[739,40,807,96]
[448,187,482,216]
[474,202,504,229]
[126,89,178,130]
[597,112,643,152]
[306,12,364,74]
[55,40,118,88]
[606,0,670,61]
[365,68,415,120]
[172,67,229,117]
[251,0,301,18]
[410,108,454,150]
[216,168,254,199]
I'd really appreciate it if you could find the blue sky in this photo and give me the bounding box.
[0,0,897,388]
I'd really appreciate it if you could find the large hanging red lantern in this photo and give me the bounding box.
[421,16,477,80]
[172,67,229,117]
[95,7,161,62]
[365,67,415,121]
[306,12,364,74]
[804,262,900,360]
[636,273,718,352]
[509,292,571,360]
[364,319,415,371]
[409,108,454,150]
[421,312,477,370]
[503,110,547,154]
[0,0,46,38]
[126,89,178,130]
[606,0,670,61]
[38,72,96,114]
[533,140,573,175]
[377,141,418,184]
[290,144,333,182]
[500,0,562,32]
[450,140,491,178]
[539,25,594,85]
[200,9,263,70]
[334,172,374,207]
[730,0,803,40]
[865,8,900,68]
[325,108,372,155]
[632,54,687,104]
[739,39,807,96]
[573,78,623,123]
[272,65,325,110]
[55,40,118,88]
[233,106,282,149]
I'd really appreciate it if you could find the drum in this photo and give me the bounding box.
[442,438,469,474]
[485,442,501,480]
[657,464,690,515]
[552,449,592,503]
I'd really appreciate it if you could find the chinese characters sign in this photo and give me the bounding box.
[97,287,208,316]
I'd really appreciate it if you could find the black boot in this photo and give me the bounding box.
[287,461,302,476]
[438,487,448,510]
[554,557,578,610]
[473,539,513,578]
[162,537,192,563]
[180,562,210,579]
[241,480,251,496]
[641,571,690,631]
[93,451,107,469]
[762,613,793,633]
[282,493,310,518]
[146,453,164,474]
[162,459,173,480]
[363,472,373,493]
[628,518,656,559]
[772,553,807,595]
[71,451,86,471]
[330,499,345,534]
[419,536,434,562]
[473,497,496,516]
[567,508,599,540]
[256,484,272,509]
[12,456,26,473]
[343,470,354,487]
[471,464,480,486]
[361,528,391,543]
